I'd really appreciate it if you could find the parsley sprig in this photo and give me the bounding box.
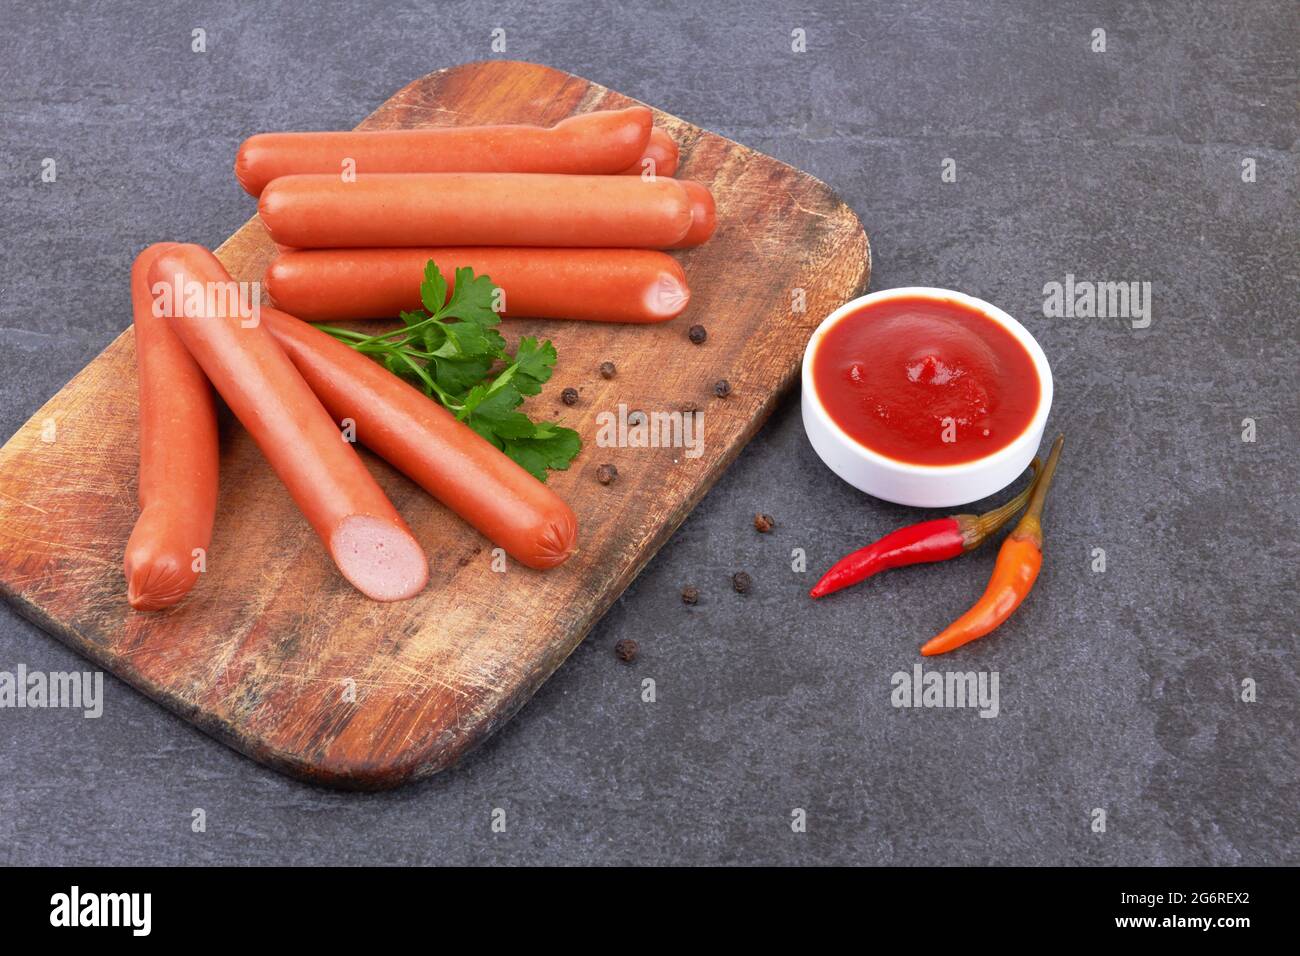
[317,261,581,482]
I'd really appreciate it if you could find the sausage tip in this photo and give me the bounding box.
[649,270,691,320]
[521,506,579,570]
[256,182,283,235]
[622,105,654,150]
[669,180,717,248]
[124,547,199,611]
[235,133,275,197]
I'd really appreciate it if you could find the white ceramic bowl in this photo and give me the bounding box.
[801,287,1053,508]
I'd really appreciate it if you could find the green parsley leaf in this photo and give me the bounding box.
[431,354,495,395]
[320,259,583,480]
[502,426,582,481]
[443,266,501,327]
[511,337,556,396]
[418,262,448,313]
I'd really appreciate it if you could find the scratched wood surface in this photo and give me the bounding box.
[0,60,869,789]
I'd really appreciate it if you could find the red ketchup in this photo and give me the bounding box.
[811,295,1040,466]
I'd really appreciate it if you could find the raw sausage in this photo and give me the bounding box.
[123,242,220,611]
[265,248,691,324]
[262,307,578,570]
[149,245,429,601]
[259,173,700,250]
[258,173,704,249]
[267,248,690,324]
[147,244,428,601]
[235,107,653,197]
[618,127,679,177]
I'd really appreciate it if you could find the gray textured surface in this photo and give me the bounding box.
[1,0,1296,866]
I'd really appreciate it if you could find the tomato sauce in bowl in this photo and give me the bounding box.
[810,295,1041,466]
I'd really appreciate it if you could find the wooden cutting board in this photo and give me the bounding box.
[0,60,868,789]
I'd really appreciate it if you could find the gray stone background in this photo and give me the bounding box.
[2,1,1296,865]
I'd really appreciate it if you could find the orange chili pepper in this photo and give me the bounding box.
[920,434,1064,656]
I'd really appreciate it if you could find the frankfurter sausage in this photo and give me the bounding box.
[265,248,690,324]
[261,308,578,570]
[123,242,220,611]
[668,180,718,248]
[235,107,653,197]
[259,173,706,249]
[147,244,428,601]
[618,127,679,177]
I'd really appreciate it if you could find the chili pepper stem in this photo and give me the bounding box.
[1008,433,1064,549]
[919,433,1065,656]
[955,456,1041,549]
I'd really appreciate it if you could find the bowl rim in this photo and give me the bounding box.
[801,286,1054,476]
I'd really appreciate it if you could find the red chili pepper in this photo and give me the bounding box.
[808,458,1042,599]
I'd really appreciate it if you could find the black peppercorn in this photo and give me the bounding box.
[599,361,616,379]
[714,379,731,398]
[754,513,774,533]
[732,571,752,594]
[681,585,699,605]
[614,638,638,663]
[561,387,579,406]
[596,463,618,485]
[688,324,707,344]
